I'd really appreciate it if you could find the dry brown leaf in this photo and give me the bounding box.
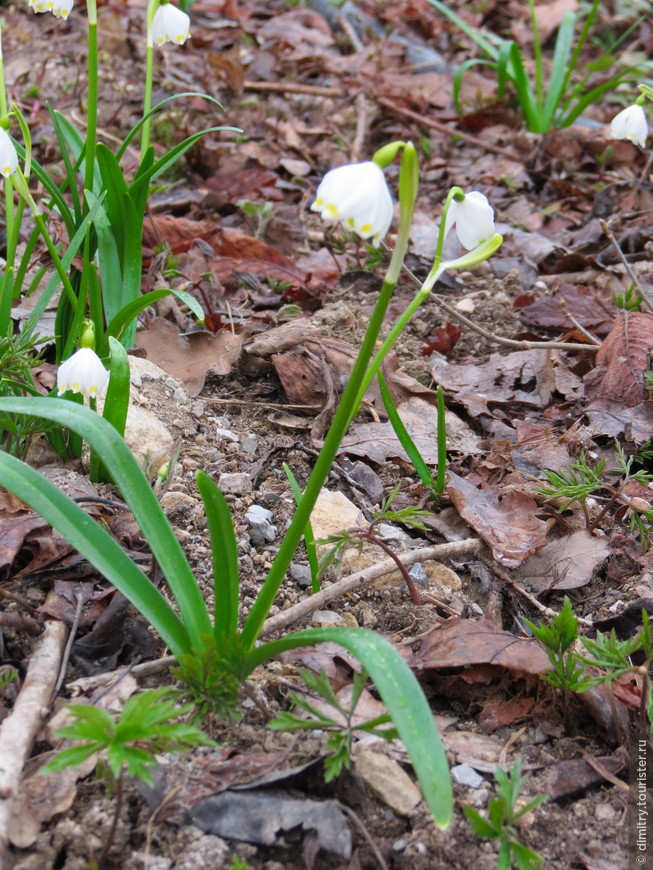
[409,617,552,675]
[136,317,244,396]
[513,530,611,592]
[431,349,583,417]
[584,312,653,407]
[446,472,548,568]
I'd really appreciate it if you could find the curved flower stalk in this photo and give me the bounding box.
[28,0,74,18]
[56,347,109,400]
[311,161,394,247]
[610,103,647,148]
[152,2,191,46]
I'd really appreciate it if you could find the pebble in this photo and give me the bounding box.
[240,434,258,454]
[312,610,344,626]
[290,563,313,588]
[245,505,276,545]
[218,472,253,495]
[451,763,484,788]
[215,427,239,443]
[355,748,422,815]
[348,461,385,504]
[408,562,430,589]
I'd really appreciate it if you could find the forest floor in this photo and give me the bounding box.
[2,0,652,868]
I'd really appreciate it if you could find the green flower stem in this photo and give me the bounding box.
[0,28,13,251]
[141,0,160,156]
[240,170,415,651]
[12,171,78,311]
[85,1,98,195]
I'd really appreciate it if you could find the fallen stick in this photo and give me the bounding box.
[0,605,68,868]
[66,538,484,694]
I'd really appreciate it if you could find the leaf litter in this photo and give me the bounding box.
[1,0,650,866]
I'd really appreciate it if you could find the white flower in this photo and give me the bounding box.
[444,191,495,251]
[610,104,647,148]
[0,129,18,179]
[311,161,393,247]
[152,4,191,47]
[57,348,109,400]
[29,0,73,19]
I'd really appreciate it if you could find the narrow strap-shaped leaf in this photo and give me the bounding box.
[452,59,498,118]
[0,450,190,655]
[0,397,212,645]
[104,288,205,346]
[245,626,453,828]
[426,0,499,59]
[195,471,239,639]
[283,463,320,593]
[86,191,124,325]
[541,11,576,130]
[378,372,436,492]
[508,43,540,132]
[48,105,82,222]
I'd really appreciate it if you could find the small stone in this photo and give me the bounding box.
[159,492,197,511]
[451,763,483,788]
[290,563,313,588]
[218,472,253,495]
[246,504,276,545]
[190,401,206,418]
[393,839,407,853]
[349,462,385,504]
[240,435,258,454]
[312,610,344,626]
[455,297,475,313]
[356,748,422,815]
[215,427,239,443]
[408,563,430,589]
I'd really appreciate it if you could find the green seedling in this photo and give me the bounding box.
[237,199,275,238]
[268,667,397,782]
[317,484,431,605]
[463,756,547,870]
[538,443,653,550]
[41,688,214,867]
[428,0,640,133]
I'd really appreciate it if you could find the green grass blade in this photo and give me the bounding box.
[426,0,499,59]
[0,397,212,645]
[452,59,498,118]
[435,386,447,493]
[541,11,576,129]
[507,43,540,132]
[85,191,123,325]
[246,626,453,828]
[103,288,205,347]
[378,372,436,492]
[195,470,240,640]
[283,463,320,593]
[0,450,189,655]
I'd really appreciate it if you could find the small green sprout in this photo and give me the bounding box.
[463,756,547,870]
[268,668,397,782]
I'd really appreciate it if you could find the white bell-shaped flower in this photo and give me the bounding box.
[29,0,73,19]
[0,129,18,179]
[152,3,191,46]
[445,191,496,251]
[311,161,393,247]
[57,348,109,400]
[610,104,647,148]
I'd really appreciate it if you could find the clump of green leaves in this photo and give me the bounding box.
[463,756,547,870]
[42,687,215,785]
[268,667,397,781]
[428,0,640,133]
[537,443,653,550]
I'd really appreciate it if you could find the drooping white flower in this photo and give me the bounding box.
[444,191,496,251]
[0,129,18,179]
[57,348,109,400]
[311,161,393,247]
[610,104,648,148]
[152,3,191,47]
[29,0,74,19]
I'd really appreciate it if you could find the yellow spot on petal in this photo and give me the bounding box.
[324,204,339,219]
[360,223,372,235]
[72,382,80,392]
[346,218,355,227]
[314,197,323,207]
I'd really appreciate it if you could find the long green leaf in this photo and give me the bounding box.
[0,398,212,645]
[541,11,576,129]
[507,43,539,131]
[86,191,124,325]
[0,450,189,654]
[103,288,205,347]
[195,471,240,640]
[378,372,436,492]
[426,0,500,59]
[452,58,498,119]
[283,463,320,593]
[245,626,453,828]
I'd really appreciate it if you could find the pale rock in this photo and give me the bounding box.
[246,504,276,545]
[159,491,197,512]
[455,297,475,314]
[355,748,422,815]
[218,472,253,495]
[123,403,174,480]
[451,763,483,788]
